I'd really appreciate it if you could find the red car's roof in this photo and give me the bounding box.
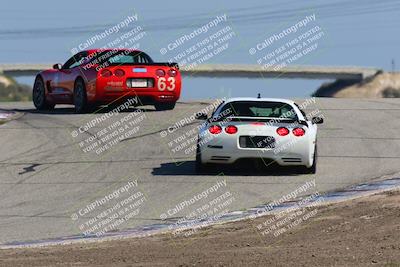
[86,48,142,54]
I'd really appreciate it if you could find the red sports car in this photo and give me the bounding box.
[33,49,181,113]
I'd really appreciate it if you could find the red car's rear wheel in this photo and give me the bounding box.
[154,102,176,111]
[73,79,88,113]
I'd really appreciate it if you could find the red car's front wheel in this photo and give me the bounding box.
[33,76,55,111]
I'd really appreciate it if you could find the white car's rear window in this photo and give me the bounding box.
[218,101,297,119]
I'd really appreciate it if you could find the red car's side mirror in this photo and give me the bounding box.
[53,63,62,70]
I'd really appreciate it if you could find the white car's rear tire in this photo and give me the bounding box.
[195,143,215,173]
[305,145,317,174]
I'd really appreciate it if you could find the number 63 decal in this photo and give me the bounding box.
[157,77,175,91]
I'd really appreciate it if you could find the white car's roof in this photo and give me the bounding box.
[223,97,296,105]
[213,97,305,121]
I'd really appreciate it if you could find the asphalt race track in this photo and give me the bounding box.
[0,98,400,244]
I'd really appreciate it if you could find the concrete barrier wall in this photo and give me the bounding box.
[0,63,381,80]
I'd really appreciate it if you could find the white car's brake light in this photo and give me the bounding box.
[225,125,238,134]
[209,125,222,134]
[276,127,289,136]
[292,127,305,137]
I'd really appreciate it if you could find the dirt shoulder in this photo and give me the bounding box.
[1,190,400,267]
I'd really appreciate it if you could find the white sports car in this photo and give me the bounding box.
[195,97,324,173]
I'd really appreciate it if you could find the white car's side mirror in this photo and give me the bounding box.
[312,117,324,124]
[195,113,208,120]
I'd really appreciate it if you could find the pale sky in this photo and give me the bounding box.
[1,0,399,99]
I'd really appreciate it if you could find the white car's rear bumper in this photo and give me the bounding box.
[199,133,314,167]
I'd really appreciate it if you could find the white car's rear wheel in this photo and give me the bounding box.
[305,145,317,174]
[195,143,215,173]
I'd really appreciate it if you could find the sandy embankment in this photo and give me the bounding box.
[314,72,400,98]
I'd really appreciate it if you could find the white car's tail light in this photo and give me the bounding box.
[276,127,289,136]
[225,125,238,134]
[100,69,112,77]
[209,125,222,134]
[156,69,165,76]
[114,69,125,77]
[292,127,305,137]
